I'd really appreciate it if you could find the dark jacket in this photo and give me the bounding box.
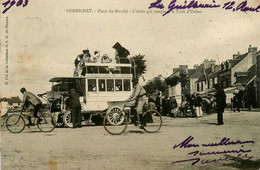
[194,96,202,107]
[74,54,83,67]
[113,42,130,58]
[215,88,226,110]
[69,91,81,108]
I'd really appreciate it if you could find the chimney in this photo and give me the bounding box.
[193,64,198,69]
[211,64,215,72]
[179,65,188,73]
[233,51,241,59]
[248,45,257,54]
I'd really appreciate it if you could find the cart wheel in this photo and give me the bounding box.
[106,106,125,125]
[63,111,73,128]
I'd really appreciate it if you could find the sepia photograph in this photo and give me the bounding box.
[0,0,260,169]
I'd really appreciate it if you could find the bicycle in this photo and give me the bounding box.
[6,107,56,133]
[103,103,162,135]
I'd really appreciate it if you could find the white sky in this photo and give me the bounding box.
[1,0,260,98]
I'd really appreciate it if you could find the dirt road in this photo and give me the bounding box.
[1,110,260,170]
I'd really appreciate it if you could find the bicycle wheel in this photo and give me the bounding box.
[143,110,162,133]
[6,114,25,133]
[37,110,55,132]
[103,111,127,135]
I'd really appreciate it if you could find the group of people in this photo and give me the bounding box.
[74,42,130,77]
[151,93,206,118]
[231,89,254,112]
[17,87,82,128]
[148,84,226,125]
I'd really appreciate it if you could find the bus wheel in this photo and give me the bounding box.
[63,111,73,128]
[106,106,125,125]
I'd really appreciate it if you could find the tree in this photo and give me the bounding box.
[165,69,189,102]
[165,75,180,87]
[130,54,147,78]
[144,76,167,95]
[179,69,189,101]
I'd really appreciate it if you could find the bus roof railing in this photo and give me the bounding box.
[84,62,131,67]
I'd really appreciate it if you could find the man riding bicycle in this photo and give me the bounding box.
[125,76,148,129]
[20,87,42,125]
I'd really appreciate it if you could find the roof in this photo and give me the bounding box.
[208,69,221,78]
[196,76,205,83]
[195,68,211,83]
[234,65,256,85]
[169,68,196,79]
[49,77,85,82]
[234,72,248,77]
[188,69,196,76]
[231,52,249,68]
[189,64,204,78]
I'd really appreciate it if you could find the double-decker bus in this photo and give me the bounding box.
[47,61,134,127]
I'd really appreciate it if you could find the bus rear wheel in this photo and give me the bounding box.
[63,111,73,128]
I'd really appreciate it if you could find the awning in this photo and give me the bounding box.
[224,86,245,93]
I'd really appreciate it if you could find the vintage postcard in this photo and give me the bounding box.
[0,0,260,169]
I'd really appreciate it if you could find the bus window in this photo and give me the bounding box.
[107,79,114,91]
[88,79,97,91]
[123,79,131,91]
[98,79,106,91]
[115,79,122,91]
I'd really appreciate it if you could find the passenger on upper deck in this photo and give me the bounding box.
[101,54,112,63]
[82,53,93,63]
[74,48,93,77]
[92,50,100,63]
[112,42,130,63]
[74,49,90,67]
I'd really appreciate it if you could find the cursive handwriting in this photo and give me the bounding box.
[202,137,255,147]
[172,153,253,165]
[2,0,29,14]
[223,0,260,13]
[172,136,255,166]
[149,0,260,16]
[149,0,220,16]
[188,148,252,156]
[173,136,200,149]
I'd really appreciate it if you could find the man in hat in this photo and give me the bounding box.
[68,89,82,128]
[74,49,90,67]
[74,49,92,77]
[125,76,147,128]
[194,93,203,117]
[20,88,42,125]
[112,42,130,63]
[214,84,226,125]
